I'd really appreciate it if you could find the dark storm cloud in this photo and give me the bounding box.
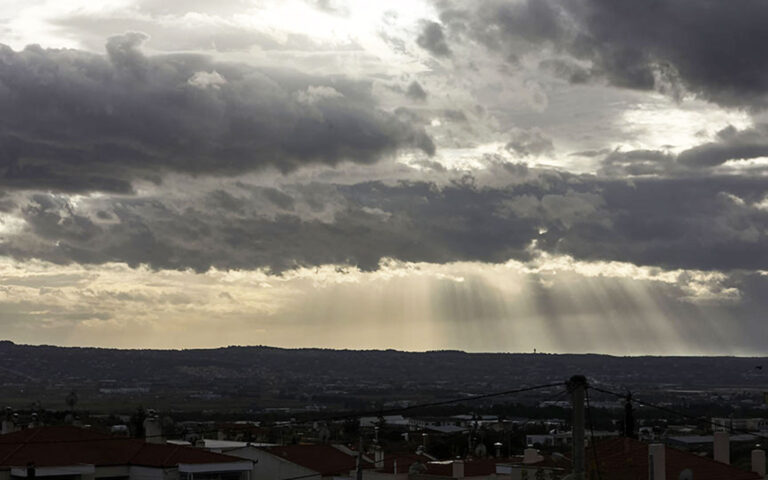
[678,125,768,167]
[595,125,768,176]
[416,21,451,57]
[0,177,549,272]
[0,34,434,193]
[435,0,768,107]
[550,176,768,272]
[4,168,768,274]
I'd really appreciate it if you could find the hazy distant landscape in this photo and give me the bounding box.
[3,341,767,414]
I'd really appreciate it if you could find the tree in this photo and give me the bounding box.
[130,406,147,438]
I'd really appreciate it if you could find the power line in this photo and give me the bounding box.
[588,384,767,439]
[319,382,566,423]
[279,387,573,480]
[0,381,566,445]
[584,387,601,480]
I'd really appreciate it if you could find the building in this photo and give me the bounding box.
[525,431,616,448]
[245,444,370,480]
[361,452,434,480]
[588,437,763,480]
[711,418,768,433]
[408,449,568,480]
[0,426,253,480]
[667,433,764,450]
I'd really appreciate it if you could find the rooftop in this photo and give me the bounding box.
[263,444,369,476]
[0,426,249,469]
[589,437,760,480]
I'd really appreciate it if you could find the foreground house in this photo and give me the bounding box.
[588,437,763,480]
[0,426,253,480]
[247,444,371,480]
[365,449,568,480]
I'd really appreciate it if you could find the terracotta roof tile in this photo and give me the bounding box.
[264,445,366,476]
[0,426,248,469]
[375,453,434,474]
[588,437,760,480]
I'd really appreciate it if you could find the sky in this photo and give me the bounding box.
[1,0,768,354]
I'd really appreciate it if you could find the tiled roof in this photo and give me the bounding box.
[264,444,368,476]
[374,453,434,474]
[588,437,761,480]
[0,426,248,468]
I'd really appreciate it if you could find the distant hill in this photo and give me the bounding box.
[1,341,766,412]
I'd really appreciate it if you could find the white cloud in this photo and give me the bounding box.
[295,85,343,104]
[187,70,227,89]
[0,250,747,353]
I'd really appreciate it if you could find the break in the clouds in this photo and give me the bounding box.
[1,0,768,353]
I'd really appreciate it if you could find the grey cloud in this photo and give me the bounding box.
[566,0,768,106]
[538,58,592,84]
[498,190,606,229]
[261,188,296,211]
[598,149,675,177]
[0,35,434,193]
[505,128,554,157]
[443,109,468,122]
[0,191,15,212]
[417,21,451,57]
[435,0,768,107]
[570,148,612,158]
[596,125,768,176]
[106,31,150,76]
[1,181,543,272]
[553,177,768,272]
[406,81,428,101]
[678,125,768,167]
[313,0,349,15]
[2,170,766,274]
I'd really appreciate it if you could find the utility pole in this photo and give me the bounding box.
[568,375,587,480]
[624,392,636,439]
[356,435,363,480]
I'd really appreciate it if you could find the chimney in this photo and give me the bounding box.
[713,431,730,464]
[752,449,766,477]
[523,448,543,464]
[648,443,665,480]
[452,460,464,479]
[143,411,163,444]
[2,407,18,435]
[375,446,385,469]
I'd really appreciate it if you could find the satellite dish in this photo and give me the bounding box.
[678,468,693,480]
